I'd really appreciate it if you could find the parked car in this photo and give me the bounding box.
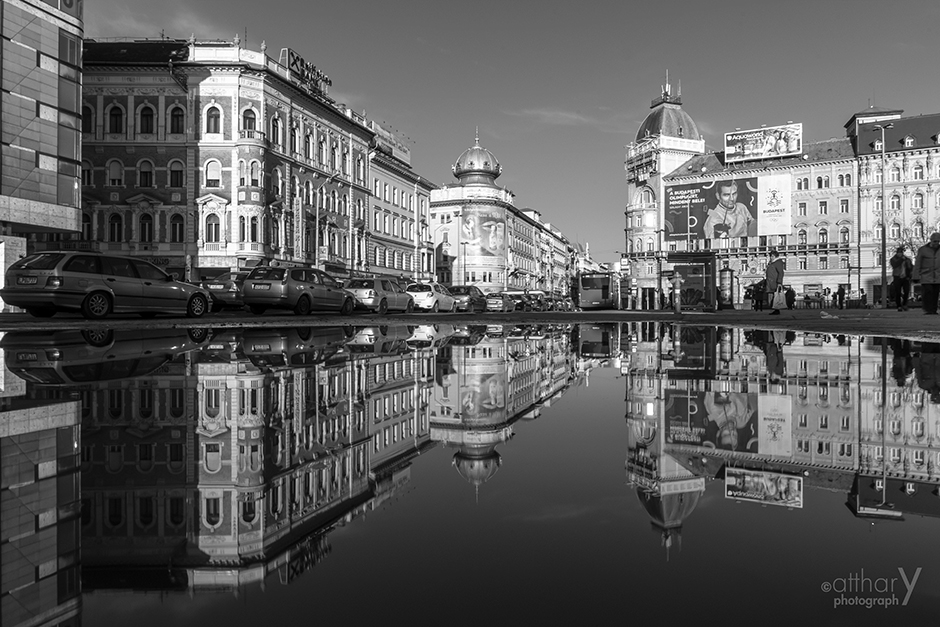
[201,271,249,312]
[405,282,456,312]
[344,277,414,314]
[485,292,515,312]
[448,285,487,312]
[507,293,536,312]
[242,266,355,315]
[0,251,210,319]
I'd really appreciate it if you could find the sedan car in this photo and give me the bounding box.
[405,282,456,313]
[201,271,249,312]
[448,285,487,312]
[242,266,355,315]
[485,292,515,312]
[344,277,414,314]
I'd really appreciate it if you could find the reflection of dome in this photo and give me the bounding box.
[636,488,702,560]
[453,443,502,486]
[452,131,502,184]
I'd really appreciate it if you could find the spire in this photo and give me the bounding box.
[475,126,480,146]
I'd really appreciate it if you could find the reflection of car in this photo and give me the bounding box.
[241,327,349,370]
[449,325,488,346]
[343,277,414,314]
[406,282,456,312]
[407,324,456,349]
[0,251,210,319]
[242,266,355,315]
[448,285,487,312]
[485,292,515,312]
[201,271,249,311]
[0,328,212,387]
[345,326,413,356]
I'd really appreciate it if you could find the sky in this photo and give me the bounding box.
[83,0,940,264]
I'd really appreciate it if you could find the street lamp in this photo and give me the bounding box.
[314,173,338,271]
[873,123,894,308]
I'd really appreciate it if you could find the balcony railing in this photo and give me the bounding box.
[238,129,267,143]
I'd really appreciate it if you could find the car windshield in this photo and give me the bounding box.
[214,273,245,282]
[247,268,285,281]
[449,286,473,295]
[407,284,431,292]
[488,293,504,298]
[11,253,65,270]
[346,280,374,289]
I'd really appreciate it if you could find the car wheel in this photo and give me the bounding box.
[249,305,267,315]
[378,299,389,315]
[27,308,56,318]
[81,292,111,320]
[186,294,208,318]
[187,328,210,343]
[405,300,414,313]
[340,298,354,316]
[294,296,311,315]
[81,329,113,348]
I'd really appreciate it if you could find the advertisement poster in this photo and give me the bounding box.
[724,123,803,163]
[758,394,793,457]
[725,468,804,508]
[665,390,758,453]
[459,372,507,423]
[665,175,792,239]
[461,207,506,259]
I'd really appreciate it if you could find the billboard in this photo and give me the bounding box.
[462,207,506,259]
[664,175,791,240]
[725,468,804,508]
[459,372,507,423]
[724,123,802,163]
[664,391,759,453]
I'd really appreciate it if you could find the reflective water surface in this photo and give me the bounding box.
[2,323,939,625]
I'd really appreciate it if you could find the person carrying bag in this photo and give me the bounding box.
[771,286,787,311]
[765,250,786,315]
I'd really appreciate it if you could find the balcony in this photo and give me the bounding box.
[238,129,267,146]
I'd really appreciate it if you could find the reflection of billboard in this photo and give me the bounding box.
[664,175,791,239]
[758,395,792,457]
[462,207,506,259]
[725,468,803,508]
[460,372,506,422]
[665,390,758,453]
[724,123,802,163]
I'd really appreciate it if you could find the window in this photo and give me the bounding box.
[798,202,806,216]
[874,168,883,184]
[206,106,221,134]
[108,214,123,241]
[108,107,124,134]
[206,214,220,242]
[840,199,849,213]
[820,257,828,270]
[913,164,925,180]
[840,256,849,269]
[138,106,154,134]
[890,167,901,183]
[798,229,807,244]
[171,214,184,242]
[138,161,153,187]
[81,161,93,186]
[874,139,883,151]
[816,176,824,189]
[914,222,925,240]
[838,174,845,186]
[845,174,851,186]
[840,227,850,243]
[250,161,260,186]
[799,257,807,270]
[890,223,901,239]
[818,229,829,244]
[890,195,901,211]
[818,200,828,215]
[139,214,153,242]
[81,105,93,134]
[242,109,256,131]
[204,497,221,527]
[81,213,92,239]
[169,107,185,134]
[271,117,281,148]
[108,161,123,186]
[875,196,883,213]
[904,136,915,148]
[205,161,221,187]
[169,161,184,187]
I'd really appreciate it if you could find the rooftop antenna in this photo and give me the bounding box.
[475,126,479,144]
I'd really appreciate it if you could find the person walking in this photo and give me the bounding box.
[765,250,785,315]
[785,286,796,310]
[753,280,765,311]
[914,233,940,315]
[890,246,914,311]
[836,284,845,310]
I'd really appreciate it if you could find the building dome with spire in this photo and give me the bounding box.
[635,76,700,142]
[452,130,502,185]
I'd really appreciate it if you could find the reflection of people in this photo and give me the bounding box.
[763,330,786,382]
[703,392,756,451]
[704,181,754,238]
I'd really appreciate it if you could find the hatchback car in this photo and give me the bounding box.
[448,285,487,312]
[405,282,456,312]
[242,266,355,315]
[344,277,414,314]
[485,292,515,312]
[201,271,249,312]
[1,251,210,319]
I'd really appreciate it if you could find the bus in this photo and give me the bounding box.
[578,272,617,309]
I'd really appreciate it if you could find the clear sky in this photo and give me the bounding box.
[84,0,940,264]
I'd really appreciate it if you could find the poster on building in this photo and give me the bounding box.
[725,468,804,508]
[665,390,759,453]
[665,175,793,240]
[724,123,803,163]
[758,394,793,457]
[461,207,506,259]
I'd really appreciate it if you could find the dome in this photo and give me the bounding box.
[452,131,502,183]
[635,103,700,143]
[452,444,502,486]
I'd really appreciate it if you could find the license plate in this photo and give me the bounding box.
[208,284,224,290]
[252,344,270,351]
[16,276,37,285]
[207,344,224,350]
[253,284,270,290]
[17,352,37,361]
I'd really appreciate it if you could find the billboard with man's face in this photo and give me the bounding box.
[461,206,506,260]
[664,175,791,240]
[724,123,802,163]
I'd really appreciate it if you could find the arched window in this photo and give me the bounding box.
[798,229,807,244]
[109,214,123,241]
[330,190,338,212]
[646,238,653,251]
[169,161,184,187]
[108,107,124,134]
[845,174,851,186]
[290,128,299,154]
[914,221,925,240]
[170,214,184,242]
[304,133,312,159]
[913,164,925,180]
[873,222,883,240]
[838,174,845,186]
[205,161,221,187]
[137,160,153,187]
[239,216,246,241]
[875,196,883,213]
[206,106,221,134]
[635,238,642,251]
[796,178,804,190]
[271,117,281,148]
[139,214,153,242]
[890,167,901,183]
[890,195,901,211]
[81,160,93,186]
[342,195,349,216]
[82,105,94,134]
[816,176,824,189]
[108,160,123,186]
[205,214,220,242]
[356,156,364,181]
[874,168,883,184]
[890,223,901,239]
[272,169,282,196]
[318,136,327,163]
[913,193,924,210]
[138,105,155,134]
[840,227,850,243]
[330,143,338,169]
[242,109,256,131]
[250,161,260,186]
[250,216,259,242]
[818,228,829,244]
[238,160,246,186]
[318,186,326,209]
[81,213,92,239]
[169,107,185,134]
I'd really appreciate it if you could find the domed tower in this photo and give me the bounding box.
[623,73,706,311]
[452,130,502,186]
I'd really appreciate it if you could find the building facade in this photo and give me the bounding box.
[0,0,84,310]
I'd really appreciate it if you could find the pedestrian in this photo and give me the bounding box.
[914,232,940,315]
[785,286,796,310]
[836,284,845,310]
[860,288,867,308]
[754,280,765,311]
[890,245,914,311]
[765,250,785,315]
